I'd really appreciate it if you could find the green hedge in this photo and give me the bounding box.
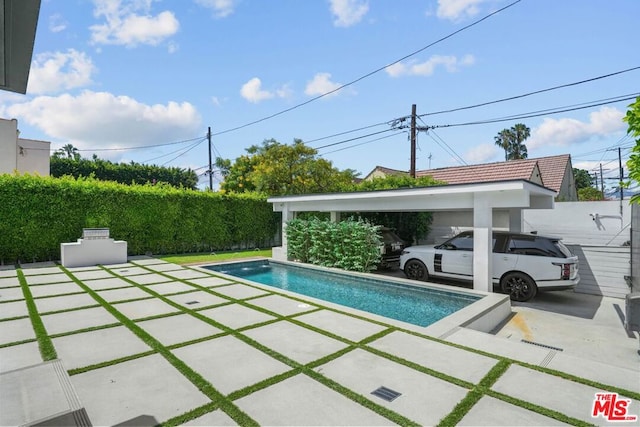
[0,174,278,264]
[286,218,382,272]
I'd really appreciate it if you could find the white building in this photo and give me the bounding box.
[0,118,51,176]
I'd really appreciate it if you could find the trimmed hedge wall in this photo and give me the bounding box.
[286,218,382,272]
[0,175,278,264]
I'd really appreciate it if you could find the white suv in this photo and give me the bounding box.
[399,231,579,302]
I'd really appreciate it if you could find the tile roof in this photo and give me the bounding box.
[415,159,541,186]
[534,154,571,193]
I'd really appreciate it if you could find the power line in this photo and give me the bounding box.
[418,66,640,119]
[55,135,206,153]
[160,137,207,167]
[210,0,523,138]
[313,128,399,150]
[431,93,639,129]
[319,132,402,155]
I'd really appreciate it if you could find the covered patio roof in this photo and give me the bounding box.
[268,179,557,294]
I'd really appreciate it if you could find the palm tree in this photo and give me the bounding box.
[56,143,80,160]
[494,124,530,161]
[494,129,512,161]
[508,123,530,160]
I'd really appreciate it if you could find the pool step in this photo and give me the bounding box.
[0,359,91,426]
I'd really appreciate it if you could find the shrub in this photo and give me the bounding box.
[0,174,277,264]
[286,218,382,272]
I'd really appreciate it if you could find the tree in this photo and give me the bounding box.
[494,123,530,161]
[624,96,640,203]
[578,187,604,201]
[219,139,358,195]
[573,168,593,190]
[494,129,512,161]
[54,143,80,161]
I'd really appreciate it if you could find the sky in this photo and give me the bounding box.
[2,0,638,192]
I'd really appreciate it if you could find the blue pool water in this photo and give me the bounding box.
[205,260,480,327]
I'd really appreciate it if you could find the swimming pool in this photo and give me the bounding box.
[204,260,481,327]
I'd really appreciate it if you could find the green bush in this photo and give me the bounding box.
[0,174,278,264]
[286,218,381,272]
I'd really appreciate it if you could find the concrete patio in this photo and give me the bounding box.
[0,258,638,426]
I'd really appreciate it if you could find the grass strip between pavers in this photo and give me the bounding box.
[60,266,260,427]
[104,263,426,426]
[16,270,57,361]
[436,359,510,426]
[131,261,619,425]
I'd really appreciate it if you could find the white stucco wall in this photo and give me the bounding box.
[16,138,51,176]
[0,118,18,174]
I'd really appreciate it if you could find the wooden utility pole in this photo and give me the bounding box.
[619,147,624,201]
[410,104,416,178]
[207,126,213,191]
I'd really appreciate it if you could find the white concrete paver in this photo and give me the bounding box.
[0,270,17,278]
[28,282,82,297]
[234,374,392,426]
[126,273,172,285]
[143,263,184,272]
[458,395,568,426]
[198,303,275,329]
[165,269,210,280]
[491,364,640,426]
[41,306,120,335]
[0,342,42,373]
[171,335,291,395]
[24,273,70,285]
[246,294,318,317]
[0,300,28,320]
[0,287,24,302]
[108,266,150,276]
[34,293,98,313]
[70,354,210,426]
[131,258,168,266]
[183,410,237,426]
[296,309,388,342]
[144,281,197,295]
[112,298,181,319]
[211,283,269,300]
[317,348,469,426]
[0,318,35,345]
[136,313,222,346]
[242,321,348,364]
[52,326,151,370]
[96,286,152,303]
[70,270,115,281]
[0,277,19,287]
[184,276,233,288]
[82,277,132,290]
[21,267,62,275]
[368,330,500,384]
[166,290,228,308]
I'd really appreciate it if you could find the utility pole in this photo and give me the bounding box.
[207,126,213,191]
[619,147,624,201]
[410,104,416,178]
[600,163,604,195]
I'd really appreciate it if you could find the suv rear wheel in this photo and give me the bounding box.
[501,272,537,302]
[404,260,429,282]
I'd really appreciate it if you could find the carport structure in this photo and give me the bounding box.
[268,179,556,293]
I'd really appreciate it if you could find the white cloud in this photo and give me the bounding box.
[194,0,238,18]
[27,50,96,95]
[464,143,500,164]
[240,78,290,104]
[49,13,68,33]
[528,107,626,149]
[6,90,201,149]
[90,0,179,47]
[304,73,343,97]
[329,0,369,27]
[385,54,475,77]
[437,0,487,21]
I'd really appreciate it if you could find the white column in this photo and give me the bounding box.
[273,205,295,261]
[330,211,341,222]
[473,194,493,293]
[509,208,523,233]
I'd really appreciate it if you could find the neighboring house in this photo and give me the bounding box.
[0,118,51,176]
[365,154,578,201]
